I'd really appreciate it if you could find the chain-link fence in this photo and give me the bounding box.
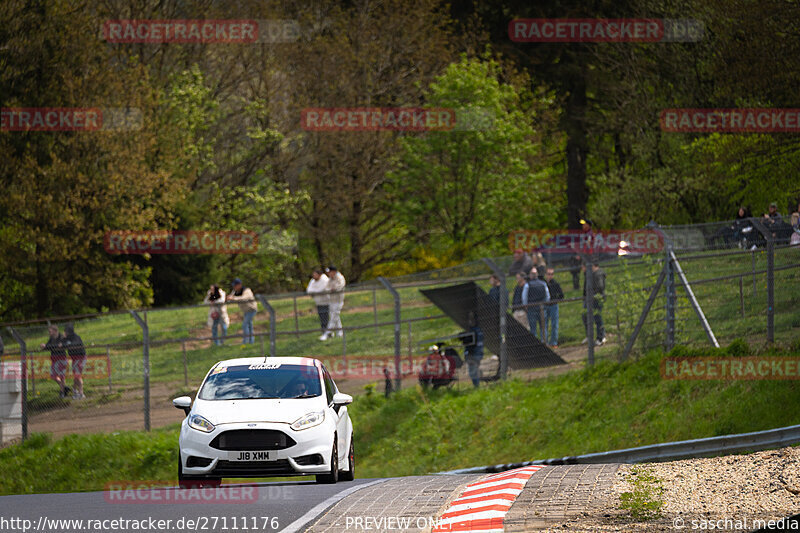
[1,218,798,442]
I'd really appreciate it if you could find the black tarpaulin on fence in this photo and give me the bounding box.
[420,282,566,369]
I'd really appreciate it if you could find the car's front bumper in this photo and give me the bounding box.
[179,420,334,478]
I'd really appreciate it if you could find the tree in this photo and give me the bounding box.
[0,0,186,319]
[281,0,454,280]
[388,54,559,258]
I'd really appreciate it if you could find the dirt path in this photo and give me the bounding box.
[27,342,594,439]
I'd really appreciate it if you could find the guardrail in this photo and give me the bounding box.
[436,423,800,474]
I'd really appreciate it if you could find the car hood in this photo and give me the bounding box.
[193,397,326,425]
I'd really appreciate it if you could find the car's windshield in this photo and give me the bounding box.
[198,363,322,400]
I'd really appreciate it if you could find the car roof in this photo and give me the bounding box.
[213,356,321,368]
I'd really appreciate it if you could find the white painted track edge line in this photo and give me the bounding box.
[279,479,389,533]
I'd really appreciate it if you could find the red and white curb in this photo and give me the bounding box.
[432,465,544,532]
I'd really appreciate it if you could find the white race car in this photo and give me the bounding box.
[173,357,354,487]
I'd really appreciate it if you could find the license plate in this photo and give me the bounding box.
[230,451,271,461]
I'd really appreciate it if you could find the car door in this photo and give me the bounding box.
[322,366,349,462]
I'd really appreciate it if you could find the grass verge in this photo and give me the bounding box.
[2,341,800,495]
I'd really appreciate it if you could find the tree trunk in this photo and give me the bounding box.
[349,195,364,282]
[564,68,589,230]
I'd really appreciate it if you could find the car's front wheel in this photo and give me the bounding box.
[316,437,339,484]
[340,435,355,481]
[178,454,222,489]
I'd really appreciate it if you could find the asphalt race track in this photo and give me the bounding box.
[0,478,387,533]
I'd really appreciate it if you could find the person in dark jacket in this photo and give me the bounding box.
[487,274,502,302]
[732,206,753,248]
[522,269,550,340]
[508,249,534,278]
[462,312,484,387]
[511,273,528,326]
[582,262,607,346]
[544,268,564,347]
[40,325,69,398]
[568,253,582,290]
[63,324,86,399]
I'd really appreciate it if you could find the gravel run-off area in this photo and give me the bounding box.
[557,446,800,532]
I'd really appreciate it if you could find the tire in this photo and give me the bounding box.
[316,436,339,484]
[178,454,222,489]
[340,435,355,482]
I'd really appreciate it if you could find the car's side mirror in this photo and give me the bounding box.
[332,392,353,406]
[173,396,192,416]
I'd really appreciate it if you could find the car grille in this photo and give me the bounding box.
[210,430,296,451]
[213,459,295,477]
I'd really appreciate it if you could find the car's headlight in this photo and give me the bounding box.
[291,411,325,431]
[188,414,215,433]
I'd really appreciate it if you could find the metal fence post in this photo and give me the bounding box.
[751,219,775,343]
[378,277,402,391]
[622,264,668,361]
[481,258,507,380]
[182,340,188,387]
[293,295,300,337]
[665,243,676,351]
[739,276,745,318]
[256,295,277,357]
[129,311,150,432]
[585,263,595,366]
[373,287,378,333]
[7,327,27,441]
[106,346,112,392]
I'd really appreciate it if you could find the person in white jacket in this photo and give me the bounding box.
[306,269,330,333]
[203,284,229,346]
[226,278,258,344]
[321,266,346,340]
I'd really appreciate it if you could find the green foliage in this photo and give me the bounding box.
[388,54,559,260]
[3,345,800,494]
[619,466,665,521]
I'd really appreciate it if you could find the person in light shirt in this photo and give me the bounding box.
[306,269,330,335]
[320,266,346,341]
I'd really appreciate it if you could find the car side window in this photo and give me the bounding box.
[322,367,336,405]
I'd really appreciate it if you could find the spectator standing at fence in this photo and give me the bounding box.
[511,273,528,327]
[203,284,229,346]
[227,278,257,345]
[488,274,503,302]
[544,268,563,348]
[532,252,547,279]
[508,248,533,277]
[306,269,330,334]
[790,212,800,246]
[568,253,582,290]
[732,206,753,247]
[462,312,484,388]
[63,324,86,400]
[40,325,69,398]
[320,266,346,340]
[522,269,550,340]
[582,262,607,346]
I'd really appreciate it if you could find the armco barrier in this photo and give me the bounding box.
[436,423,800,474]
